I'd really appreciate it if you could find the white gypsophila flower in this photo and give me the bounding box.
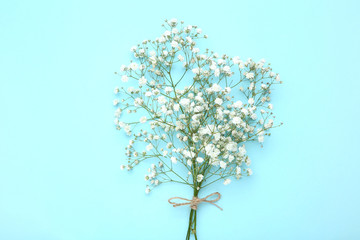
[163,30,171,37]
[129,62,138,70]
[114,108,121,117]
[113,99,119,106]
[232,117,241,124]
[165,87,173,94]
[233,56,240,64]
[134,98,144,106]
[238,145,246,156]
[192,48,200,53]
[196,157,204,163]
[215,98,223,105]
[173,104,180,111]
[139,76,147,86]
[233,100,242,108]
[169,18,177,25]
[223,66,231,73]
[179,98,190,106]
[114,87,120,94]
[140,116,147,123]
[223,179,231,185]
[171,41,178,48]
[220,161,227,169]
[192,68,202,75]
[275,74,280,81]
[225,142,237,152]
[121,75,128,82]
[146,144,153,151]
[248,98,255,105]
[157,96,167,104]
[187,159,192,166]
[115,19,282,205]
[245,72,254,79]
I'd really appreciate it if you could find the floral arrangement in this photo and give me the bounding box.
[113,19,282,240]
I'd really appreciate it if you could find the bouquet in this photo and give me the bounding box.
[113,18,282,239]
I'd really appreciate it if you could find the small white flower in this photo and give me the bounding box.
[223,65,231,73]
[171,157,177,164]
[245,72,254,79]
[121,75,128,82]
[211,84,222,92]
[173,104,180,111]
[225,142,237,152]
[114,87,120,94]
[165,87,173,93]
[192,68,202,74]
[145,187,150,194]
[233,56,240,64]
[192,48,200,53]
[171,41,178,48]
[232,117,241,124]
[248,98,255,105]
[275,74,280,81]
[178,55,184,61]
[197,174,204,182]
[220,161,227,169]
[187,159,192,166]
[157,96,167,104]
[180,98,191,106]
[169,18,178,25]
[223,179,231,185]
[140,116,147,123]
[268,104,273,110]
[146,144,153,151]
[215,98,223,105]
[238,145,247,156]
[196,157,204,163]
[129,62,138,70]
[139,76,147,86]
[113,99,119,106]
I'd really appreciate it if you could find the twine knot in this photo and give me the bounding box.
[168,192,223,211]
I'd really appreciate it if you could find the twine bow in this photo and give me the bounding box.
[168,192,223,211]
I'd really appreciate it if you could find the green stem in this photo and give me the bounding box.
[185,188,200,240]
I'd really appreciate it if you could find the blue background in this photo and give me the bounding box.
[1,0,360,239]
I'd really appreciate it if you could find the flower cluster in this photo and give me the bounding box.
[114,19,282,195]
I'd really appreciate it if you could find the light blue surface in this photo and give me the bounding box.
[1,0,360,239]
